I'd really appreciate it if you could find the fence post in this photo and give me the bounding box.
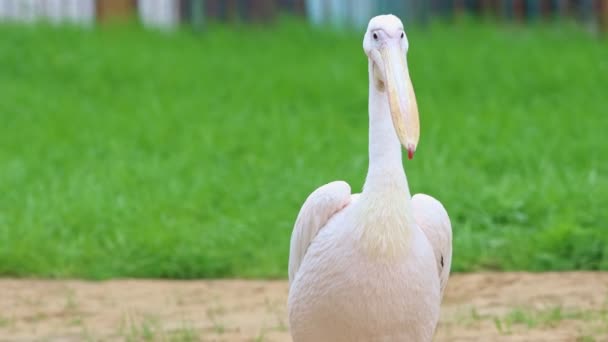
[191,0,205,30]
[292,0,306,16]
[600,0,608,33]
[349,0,372,29]
[527,0,541,21]
[581,0,593,23]
[96,0,135,22]
[555,0,568,17]
[480,0,495,18]
[454,0,466,21]
[417,0,430,26]
[328,0,347,28]
[539,0,551,18]
[305,0,324,25]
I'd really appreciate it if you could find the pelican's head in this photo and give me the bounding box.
[363,15,420,159]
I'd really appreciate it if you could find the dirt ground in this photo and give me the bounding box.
[1,272,607,342]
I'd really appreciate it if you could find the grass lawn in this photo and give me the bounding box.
[0,18,606,279]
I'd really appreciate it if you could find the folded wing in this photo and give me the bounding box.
[289,181,352,285]
[412,193,452,297]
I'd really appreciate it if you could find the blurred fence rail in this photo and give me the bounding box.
[0,0,606,32]
[0,0,95,24]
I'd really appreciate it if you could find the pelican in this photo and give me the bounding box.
[287,15,452,341]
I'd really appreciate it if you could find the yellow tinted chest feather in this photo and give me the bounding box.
[353,195,414,259]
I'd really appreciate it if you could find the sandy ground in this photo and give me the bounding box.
[1,272,607,341]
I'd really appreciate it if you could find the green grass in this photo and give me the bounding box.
[118,313,200,342]
[491,305,608,335]
[0,18,606,279]
[454,304,608,337]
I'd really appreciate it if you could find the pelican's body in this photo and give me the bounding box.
[288,15,452,342]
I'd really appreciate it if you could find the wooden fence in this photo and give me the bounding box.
[0,0,96,24]
[307,0,608,31]
[0,0,139,24]
[0,0,606,32]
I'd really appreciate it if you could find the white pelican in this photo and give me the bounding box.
[287,15,452,341]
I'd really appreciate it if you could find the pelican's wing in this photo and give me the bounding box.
[289,181,352,284]
[412,193,452,297]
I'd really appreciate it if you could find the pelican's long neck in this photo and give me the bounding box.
[356,63,414,257]
[363,63,410,198]
[355,62,415,258]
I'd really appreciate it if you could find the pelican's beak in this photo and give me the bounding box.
[380,41,420,159]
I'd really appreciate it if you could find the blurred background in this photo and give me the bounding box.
[1,0,608,30]
[0,0,606,279]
